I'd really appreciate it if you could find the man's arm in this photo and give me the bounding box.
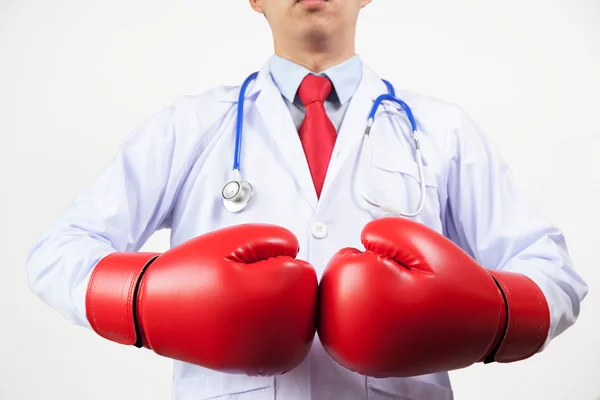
[25,99,197,328]
[443,109,588,349]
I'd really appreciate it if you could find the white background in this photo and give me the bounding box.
[1,0,599,399]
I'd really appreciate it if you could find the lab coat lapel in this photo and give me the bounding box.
[253,65,319,209]
[320,63,387,201]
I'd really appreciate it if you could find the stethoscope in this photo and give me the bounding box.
[221,71,426,217]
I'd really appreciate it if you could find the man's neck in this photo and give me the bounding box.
[273,37,356,73]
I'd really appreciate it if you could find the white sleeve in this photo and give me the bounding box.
[25,99,198,328]
[442,108,589,349]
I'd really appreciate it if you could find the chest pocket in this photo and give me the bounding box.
[364,147,442,227]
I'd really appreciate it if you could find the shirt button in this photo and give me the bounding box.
[311,222,328,239]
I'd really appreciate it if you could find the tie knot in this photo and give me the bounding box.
[298,74,333,106]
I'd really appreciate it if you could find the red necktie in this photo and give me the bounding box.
[297,74,337,198]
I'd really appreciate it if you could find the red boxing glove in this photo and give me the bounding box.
[86,224,318,376]
[318,217,550,378]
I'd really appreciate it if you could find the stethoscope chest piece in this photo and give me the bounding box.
[222,179,253,213]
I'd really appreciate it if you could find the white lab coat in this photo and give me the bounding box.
[26,60,588,400]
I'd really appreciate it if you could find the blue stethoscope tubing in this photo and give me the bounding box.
[222,71,426,217]
[234,71,259,172]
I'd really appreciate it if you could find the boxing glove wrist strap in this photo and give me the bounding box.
[485,269,550,363]
[86,252,160,347]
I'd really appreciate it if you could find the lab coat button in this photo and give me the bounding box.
[311,222,328,239]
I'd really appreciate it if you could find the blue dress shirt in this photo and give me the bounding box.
[268,54,362,132]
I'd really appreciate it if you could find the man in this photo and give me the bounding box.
[26,1,588,399]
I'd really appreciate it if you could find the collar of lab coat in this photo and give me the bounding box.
[216,60,391,210]
[215,59,388,104]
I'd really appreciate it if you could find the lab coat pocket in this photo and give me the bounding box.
[174,365,274,400]
[366,150,442,227]
[366,377,454,400]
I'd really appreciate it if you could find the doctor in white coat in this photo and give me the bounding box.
[26,1,588,399]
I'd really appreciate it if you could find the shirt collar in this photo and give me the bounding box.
[268,54,362,106]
